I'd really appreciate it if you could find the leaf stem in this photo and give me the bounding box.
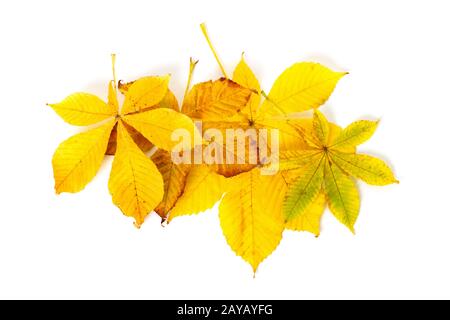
[183,57,199,104]
[200,23,228,78]
[261,90,286,115]
[111,53,117,90]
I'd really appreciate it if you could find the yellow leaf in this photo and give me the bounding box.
[119,81,180,111]
[285,192,326,236]
[232,55,260,92]
[260,62,347,115]
[48,93,116,126]
[157,89,180,111]
[182,78,252,120]
[123,108,200,152]
[151,149,190,219]
[52,120,115,194]
[169,165,228,221]
[330,120,378,151]
[313,110,330,145]
[323,160,360,233]
[106,88,180,155]
[108,121,164,227]
[283,155,325,221]
[219,168,285,272]
[330,152,398,186]
[121,76,170,115]
[232,56,262,121]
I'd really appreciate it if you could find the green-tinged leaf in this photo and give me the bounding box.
[330,152,398,186]
[323,160,360,233]
[330,120,378,151]
[283,155,325,221]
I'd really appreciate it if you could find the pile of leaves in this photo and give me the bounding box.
[47,24,397,273]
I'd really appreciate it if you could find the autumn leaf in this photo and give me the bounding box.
[177,26,346,185]
[120,76,170,114]
[284,192,326,236]
[106,85,180,155]
[46,25,399,276]
[219,168,285,273]
[151,149,190,219]
[158,56,256,219]
[182,78,253,120]
[195,54,346,169]
[48,93,117,126]
[52,120,116,194]
[169,164,229,221]
[259,63,347,116]
[109,121,164,227]
[113,57,251,221]
[282,110,398,233]
[168,26,348,272]
[48,55,200,226]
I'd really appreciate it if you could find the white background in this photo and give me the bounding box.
[0,0,449,299]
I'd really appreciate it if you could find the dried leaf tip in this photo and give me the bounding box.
[133,221,142,229]
[260,90,269,100]
[190,57,199,66]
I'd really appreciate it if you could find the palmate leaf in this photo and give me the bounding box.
[106,85,180,155]
[48,56,202,227]
[169,53,349,271]
[282,110,397,233]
